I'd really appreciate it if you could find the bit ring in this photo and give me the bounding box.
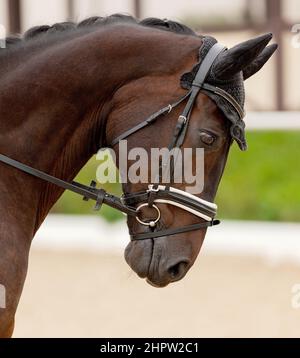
[136,203,161,227]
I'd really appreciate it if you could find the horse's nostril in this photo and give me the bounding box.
[167,261,188,280]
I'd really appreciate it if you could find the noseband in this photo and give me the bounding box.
[0,42,245,241]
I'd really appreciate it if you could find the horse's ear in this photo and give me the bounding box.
[213,33,275,80]
[243,44,278,80]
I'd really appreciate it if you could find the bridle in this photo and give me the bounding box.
[113,42,245,240]
[0,42,245,241]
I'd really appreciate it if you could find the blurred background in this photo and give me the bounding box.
[1,0,300,337]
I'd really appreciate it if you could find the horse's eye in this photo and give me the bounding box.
[199,131,216,146]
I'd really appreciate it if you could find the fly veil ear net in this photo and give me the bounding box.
[180,36,247,151]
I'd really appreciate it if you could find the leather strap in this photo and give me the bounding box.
[0,154,136,216]
[192,43,226,88]
[131,219,220,240]
[111,91,191,147]
[163,43,226,188]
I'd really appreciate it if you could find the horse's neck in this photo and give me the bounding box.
[0,25,199,233]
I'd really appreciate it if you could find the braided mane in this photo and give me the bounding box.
[1,14,196,52]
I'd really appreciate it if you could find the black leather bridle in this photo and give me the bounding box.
[0,42,245,241]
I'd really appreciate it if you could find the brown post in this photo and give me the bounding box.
[133,0,142,19]
[8,0,21,34]
[266,0,284,110]
[67,0,75,21]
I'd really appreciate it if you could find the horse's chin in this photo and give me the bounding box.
[146,278,169,288]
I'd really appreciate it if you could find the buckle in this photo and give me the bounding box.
[147,184,160,193]
[93,189,106,211]
[120,195,125,205]
[178,115,187,124]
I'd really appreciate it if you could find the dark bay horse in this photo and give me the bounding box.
[0,15,277,337]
